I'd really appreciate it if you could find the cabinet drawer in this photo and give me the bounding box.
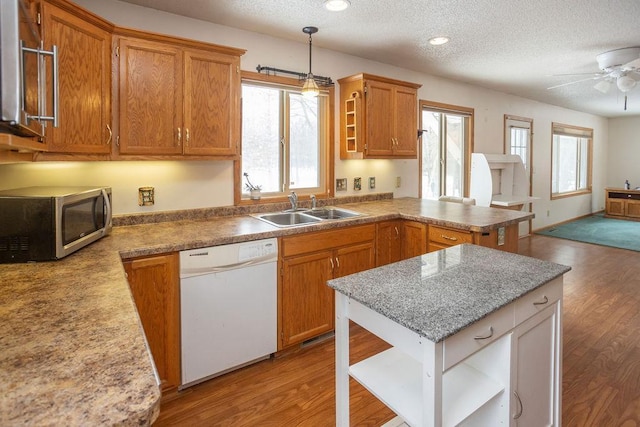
[428,225,473,246]
[515,277,562,325]
[443,303,514,370]
[281,224,375,257]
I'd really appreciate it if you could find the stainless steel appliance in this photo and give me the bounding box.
[0,186,112,263]
[179,238,278,388]
[0,0,58,137]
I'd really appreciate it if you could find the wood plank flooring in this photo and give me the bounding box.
[156,235,640,426]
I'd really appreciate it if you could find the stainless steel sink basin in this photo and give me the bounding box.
[303,207,361,220]
[253,207,362,227]
[253,212,322,227]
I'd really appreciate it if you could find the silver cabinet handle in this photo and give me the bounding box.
[394,226,399,237]
[513,390,523,419]
[329,258,334,269]
[177,127,182,145]
[106,124,112,145]
[533,295,549,305]
[335,257,340,268]
[474,326,494,340]
[186,128,190,145]
[441,234,458,241]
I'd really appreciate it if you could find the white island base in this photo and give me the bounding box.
[334,277,563,427]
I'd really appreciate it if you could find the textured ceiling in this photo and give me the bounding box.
[118,0,640,118]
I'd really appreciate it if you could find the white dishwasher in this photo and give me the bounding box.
[179,238,278,388]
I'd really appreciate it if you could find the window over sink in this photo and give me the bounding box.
[235,72,333,204]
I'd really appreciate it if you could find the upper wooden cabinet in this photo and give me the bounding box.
[338,73,421,159]
[114,32,244,158]
[40,1,113,154]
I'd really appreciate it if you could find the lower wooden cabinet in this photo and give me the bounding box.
[376,220,427,266]
[279,224,375,349]
[401,221,427,259]
[605,188,640,220]
[123,252,180,392]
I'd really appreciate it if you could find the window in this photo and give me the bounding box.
[551,123,592,198]
[420,101,473,199]
[505,115,533,236]
[237,72,332,202]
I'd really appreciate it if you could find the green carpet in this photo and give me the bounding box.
[536,214,640,252]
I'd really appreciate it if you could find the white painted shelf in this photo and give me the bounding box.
[349,347,505,427]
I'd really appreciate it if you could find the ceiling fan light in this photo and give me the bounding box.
[302,74,320,97]
[324,0,350,11]
[617,75,637,92]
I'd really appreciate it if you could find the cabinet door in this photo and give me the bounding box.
[334,241,375,278]
[41,3,111,153]
[183,49,240,157]
[123,253,180,392]
[393,86,418,157]
[626,200,640,218]
[364,80,395,157]
[117,37,183,155]
[512,304,559,426]
[402,221,427,259]
[281,251,334,348]
[376,220,402,266]
[606,199,625,216]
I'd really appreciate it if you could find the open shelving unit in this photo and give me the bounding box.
[470,153,536,210]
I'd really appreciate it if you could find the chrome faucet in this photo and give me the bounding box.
[287,191,298,211]
[310,194,317,210]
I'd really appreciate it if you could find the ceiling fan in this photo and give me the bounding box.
[548,47,640,110]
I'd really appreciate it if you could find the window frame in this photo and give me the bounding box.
[550,122,593,200]
[234,71,334,205]
[418,100,474,199]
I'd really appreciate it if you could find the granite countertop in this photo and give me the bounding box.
[0,197,532,425]
[328,244,571,342]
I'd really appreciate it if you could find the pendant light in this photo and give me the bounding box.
[301,26,319,98]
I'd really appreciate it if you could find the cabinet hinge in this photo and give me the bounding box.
[236,65,240,74]
[115,46,119,57]
[116,135,120,147]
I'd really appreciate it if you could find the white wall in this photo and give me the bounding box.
[0,0,615,229]
[607,117,640,190]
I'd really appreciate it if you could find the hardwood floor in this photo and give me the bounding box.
[156,235,640,426]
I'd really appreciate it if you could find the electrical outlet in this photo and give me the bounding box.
[497,227,505,246]
[336,178,347,191]
[369,177,376,189]
[396,176,401,188]
[354,177,362,191]
[138,186,154,206]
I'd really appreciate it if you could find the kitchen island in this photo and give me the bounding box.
[329,244,570,426]
[0,197,533,425]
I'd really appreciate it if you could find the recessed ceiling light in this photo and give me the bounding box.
[324,0,351,12]
[428,36,450,46]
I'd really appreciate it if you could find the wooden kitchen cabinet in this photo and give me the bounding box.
[605,187,640,220]
[338,73,421,159]
[428,223,519,253]
[279,224,375,349]
[114,32,244,158]
[123,252,180,393]
[40,0,113,155]
[376,220,427,266]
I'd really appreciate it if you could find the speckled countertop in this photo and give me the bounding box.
[328,244,571,342]
[0,197,532,425]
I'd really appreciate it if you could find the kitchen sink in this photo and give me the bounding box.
[302,207,361,220]
[253,212,322,227]
[253,207,362,227]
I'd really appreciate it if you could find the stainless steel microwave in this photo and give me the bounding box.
[0,186,112,263]
[0,0,58,137]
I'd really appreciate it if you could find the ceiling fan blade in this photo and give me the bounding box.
[550,72,603,77]
[547,75,602,90]
[622,57,640,70]
[594,79,612,93]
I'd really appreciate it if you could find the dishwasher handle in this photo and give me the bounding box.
[180,253,276,278]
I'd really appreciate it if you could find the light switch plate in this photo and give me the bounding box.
[354,177,362,191]
[336,178,347,191]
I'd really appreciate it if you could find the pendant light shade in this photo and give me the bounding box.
[301,26,319,98]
